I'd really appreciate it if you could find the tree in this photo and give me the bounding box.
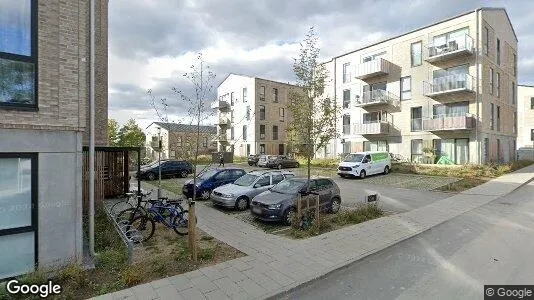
[108,119,120,146]
[117,118,146,147]
[287,27,339,191]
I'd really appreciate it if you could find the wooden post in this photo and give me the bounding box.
[315,194,320,228]
[188,200,198,262]
[296,193,301,227]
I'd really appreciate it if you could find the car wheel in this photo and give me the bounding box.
[248,162,253,166]
[277,164,283,169]
[147,172,156,181]
[283,207,295,226]
[330,197,341,213]
[200,189,211,200]
[383,166,390,175]
[339,174,346,178]
[235,196,249,211]
[295,162,300,168]
[359,170,366,179]
[180,170,188,178]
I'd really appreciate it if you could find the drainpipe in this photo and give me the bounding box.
[89,0,96,257]
[333,59,337,158]
[475,8,481,164]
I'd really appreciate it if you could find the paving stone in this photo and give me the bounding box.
[150,278,172,289]
[236,278,268,298]
[200,266,226,280]
[111,289,135,300]
[204,289,231,300]
[189,275,218,294]
[155,285,182,299]
[221,267,248,283]
[129,283,159,300]
[264,269,295,286]
[229,258,254,271]
[169,276,194,291]
[212,276,244,297]
[179,287,207,300]
[91,294,113,300]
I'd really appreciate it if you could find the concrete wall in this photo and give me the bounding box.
[0,129,83,269]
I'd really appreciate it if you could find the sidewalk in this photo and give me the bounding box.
[91,165,534,300]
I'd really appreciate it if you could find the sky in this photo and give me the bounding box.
[108,0,534,129]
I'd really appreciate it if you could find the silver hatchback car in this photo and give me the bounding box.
[211,170,295,210]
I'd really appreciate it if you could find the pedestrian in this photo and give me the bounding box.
[218,152,225,167]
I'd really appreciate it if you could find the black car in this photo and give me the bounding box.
[137,160,192,180]
[265,155,300,169]
[247,154,260,166]
[250,177,341,225]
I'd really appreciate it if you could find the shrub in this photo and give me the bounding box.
[199,247,214,261]
[121,266,142,287]
[57,264,88,289]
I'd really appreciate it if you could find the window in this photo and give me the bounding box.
[496,72,500,97]
[433,139,442,157]
[410,41,422,67]
[278,144,285,155]
[272,174,284,185]
[400,76,411,100]
[230,111,234,123]
[230,92,234,105]
[363,141,388,152]
[0,1,37,108]
[363,111,381,124]
[531,129,534,142]
[177,136,182,147]
[411,107,422,131]
[242,125,247,141]
[441,139,469,164]
[496,106,500,131]
[512,82,515,104]
[259,105,265,120]
[484,138,489,163]
[411,139,423,163]
[496,38,501,66]
[230,127,234,140]
[0,154,37,279]
[256,176,271,187]
[279,107,285,122]
[531,97,534,109]
[246,105,250,120]
[259,86,265,101]
[342,114,350,134]
[259,144,265,154]
[260,125,265,140]
[342,141,351,154]
[273,88,278,102]
[343,89,351,108]
[489,68,493,95]
[513,54,517,77]
[490,103,494,130]
[483,26,489,55]
[273,126,278,140]
[243,87,247,102]
[513,112,517,134]
[342,62,351,83]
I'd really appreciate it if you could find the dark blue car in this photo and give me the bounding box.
[182,167,246,200]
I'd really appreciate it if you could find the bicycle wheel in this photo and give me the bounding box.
[110,200,134,216]
[130,215,155,242]
[116,207,145,223]
[173,210,197,235]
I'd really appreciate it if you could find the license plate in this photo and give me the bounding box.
[252,206,262,214]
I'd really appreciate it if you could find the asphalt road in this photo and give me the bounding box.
[276,180,534,300]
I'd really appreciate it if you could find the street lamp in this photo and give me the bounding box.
[157,127,162,199]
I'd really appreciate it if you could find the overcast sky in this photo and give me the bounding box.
[108,0,534,129]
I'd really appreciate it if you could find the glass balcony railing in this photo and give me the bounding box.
[423,73,475,97]
[423,113,475,131]
[426,33,474,62]
[354,90,400,108]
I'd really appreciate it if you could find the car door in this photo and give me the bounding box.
[362,154,373,175]
[314,179,333,211]
[252,175,271,197]
[212,170,231,188]
[160,161,172,177]
[230,169,246,183]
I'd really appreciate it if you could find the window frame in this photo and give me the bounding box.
[483,26,489,55]
[490,103,494,130]
[0,153,38,279]
[400,76,412,100]
[272,125,278,140]
[242,87,247,102]
[273,88,278,103]
[279,107,285,122]
[489,68,493,95]
[259,125,265,140]
[259,105,265,120]
[259,86,265,101]
[496,38,501,66]
[342,62,351,83]
[410,41,422,67]
[342,89,351,108]
[496,72,500,98]
[0,0,39,110]
[531,97,534,110]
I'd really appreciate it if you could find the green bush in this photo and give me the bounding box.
[57,264,88,289]
[199,247,214,261]
[295,157,340,168]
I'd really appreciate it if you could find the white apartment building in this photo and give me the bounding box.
[319,7,518,164]
[517,85,534,149]
[214,74,300,157]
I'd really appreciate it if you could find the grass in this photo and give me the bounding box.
[282,204,384,239]
[434,177,490,192]
[0,208,244,299]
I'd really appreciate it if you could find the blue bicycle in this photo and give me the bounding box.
[130,199,195,242]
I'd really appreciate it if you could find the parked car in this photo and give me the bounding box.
[182,167,246,200]
[266,155,300,169]
[337,151,391,179]
[256,155,273,167]
[212,170,295,210]
[250,177,341,225]
[137,160,192,180]
[247,154,260,166]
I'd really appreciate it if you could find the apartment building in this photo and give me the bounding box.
[145,122,217,160]
[0,0,108,279]
[517,85,534,149]
[320,7,517,164]
[214,74,300,157]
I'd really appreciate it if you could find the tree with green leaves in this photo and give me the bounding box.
[108,119,120,146]
[117,118,146,147]
[287,27,339,191]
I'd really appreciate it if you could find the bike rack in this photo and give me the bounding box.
[104,200,144,264]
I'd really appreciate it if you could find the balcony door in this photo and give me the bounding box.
[433,64,469,92]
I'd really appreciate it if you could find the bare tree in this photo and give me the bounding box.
[287,27,339,191]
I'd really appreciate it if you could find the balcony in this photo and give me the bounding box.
[423,114,476,131]
[211,100,230,110]
[354,90,400,109]
[353,121,392,135]
[217,116,230,126]
[425,33,474,63]
[354,58,392,80]
[423,73,475,101]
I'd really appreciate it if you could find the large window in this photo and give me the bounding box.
[273,88,278,103]
[410,41,422,67]
[279,107,285,122]
[343,89,351,108]
[259,105,265,120]
[489,68,493,95]
[411,139,423,163]
[490,103,494,130]
[342,62,351,83]
[0,0,37,108]
[0,153,37,279]
[242,125,247,141]
[260,125,265,140]
[246,105,250,120]
[230,92,234,106]
[272,125,278,140]
[496,72,500,97]
[363,141,388,152]
[411,107,422,131]
[512,82,515,104]
[242,87,247,102]
[531,97,534,109]
[363,111,381,124]
[342,114,350,134]
[483,26,489,55]
[513,54,517,77]
[259,144,265,154]
[496,38,501,66]
[496,106,500,131]
[441,139,469,164]
[400,76,411,100]
[259,86,265,101]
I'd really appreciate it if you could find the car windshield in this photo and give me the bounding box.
[271,179,306,194]
[233,174,258,186]
[343,154,365,162]
[197,169,218,180]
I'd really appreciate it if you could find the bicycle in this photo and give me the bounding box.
[129,199,196,242]
[113,190,154,221]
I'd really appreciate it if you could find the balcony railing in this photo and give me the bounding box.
[354,58,392,80]
[423,113,475,131]
[211,100,230,110]
[353,121,391,135]
[426,33,474,63]
[423,73,475,98]
[354,90,400,108]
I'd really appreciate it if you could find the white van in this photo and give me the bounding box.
[337,151,391,179]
